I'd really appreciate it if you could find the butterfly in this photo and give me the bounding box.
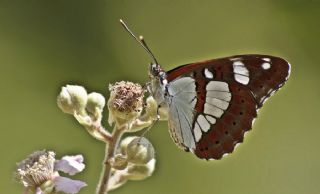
[120,20,291,160]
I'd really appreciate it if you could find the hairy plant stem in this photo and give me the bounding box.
[97,125,127,194]
[23,188,29,194]
[88,121,112,142]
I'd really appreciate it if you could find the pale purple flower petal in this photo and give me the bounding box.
[53,176,87,194]
[55,155,85,175]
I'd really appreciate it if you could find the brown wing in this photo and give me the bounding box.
[166,54,290,160]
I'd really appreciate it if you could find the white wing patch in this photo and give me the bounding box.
[233,61,250,85]
[204,68,214,79]
[234,74,250,85]
[194,123,202,142]
[184,81,232,143]
[205,115,216,124]
[204,104,224,118]
[206,97,229,110]
[262,62,271,70]
[206,81,229,92]
[194,114,217,142]
[204,81,231,118]
[197,114,210,132]
[263,57,271,62]
[207,90,231,101]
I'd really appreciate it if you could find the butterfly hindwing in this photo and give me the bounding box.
[166,54,290,159]
[193,81,257,159]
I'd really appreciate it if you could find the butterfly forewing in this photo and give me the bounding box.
[165,54,290,160]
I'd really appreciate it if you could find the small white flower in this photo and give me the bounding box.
[15,151,87,194]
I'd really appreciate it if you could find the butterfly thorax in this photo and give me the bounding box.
[149,72,169,106]
[148,63,170,106]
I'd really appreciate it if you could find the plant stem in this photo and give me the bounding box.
[90,121,112,142]
[97,125,126,194]
[23,188,29,194]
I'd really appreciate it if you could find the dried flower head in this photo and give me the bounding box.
[109,81,144,113]
[108,81,145,126]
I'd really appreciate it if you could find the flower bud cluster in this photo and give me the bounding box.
[57,85,111,142]
[57,85,105,122]
[55,81,158,193]
[107,136,155,191]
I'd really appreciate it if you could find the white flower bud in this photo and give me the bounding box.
[86,92,105,121]
[125,159,156,181]
[108,81,144,127]
[57,85,88,115]
[125,137,155,165]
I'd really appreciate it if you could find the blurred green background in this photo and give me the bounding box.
[1,0,320,194]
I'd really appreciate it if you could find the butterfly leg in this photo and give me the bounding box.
[137,103,164,144]
[141,116,159,136]
[156,104,162,120]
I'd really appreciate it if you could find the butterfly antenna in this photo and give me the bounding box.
[119,19,159,65]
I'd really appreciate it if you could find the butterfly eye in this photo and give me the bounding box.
[149,63,161,77]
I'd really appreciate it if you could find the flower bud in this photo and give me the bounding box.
[109,154,128,170]
[108,81,144,126]
[125,159,156,181]
[144,96,158,119]
[57,85,88,115]
[86,92,105,121]
[145,96,168,121]
[120,136,136,155]
[107,170,128,191]
[126,137,155,165]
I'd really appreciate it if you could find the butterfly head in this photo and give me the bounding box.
[149,63,166,82]
[149,63,161,77]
